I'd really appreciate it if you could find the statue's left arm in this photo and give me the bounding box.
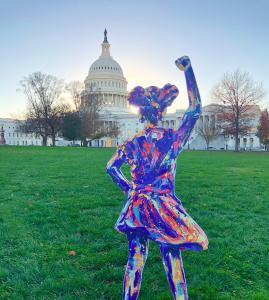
[174,56,202,151]
[106,145,132,193]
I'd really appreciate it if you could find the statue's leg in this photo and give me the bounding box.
[123,232,149,300]
[160,244,188,300]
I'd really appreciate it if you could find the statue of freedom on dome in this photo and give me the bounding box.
[104,28,108,43]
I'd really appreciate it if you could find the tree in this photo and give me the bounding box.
[103,120,121,146]
[65,81,84,111]
[197,116,220,150]
[48,102,71,146]
[257,109,269,151]
[61,111,81,143]
[107,121,121,139]
[20,72,66,146]
[66,84,108,146]
[79,91,105,146]
[212,70,265,151]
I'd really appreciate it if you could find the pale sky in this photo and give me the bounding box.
[0,0,268,118]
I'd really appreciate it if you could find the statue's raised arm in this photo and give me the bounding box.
[174,56,202,151]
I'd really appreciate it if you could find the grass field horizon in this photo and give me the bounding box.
[0,146,269,299]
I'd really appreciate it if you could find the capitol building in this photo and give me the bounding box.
[80,30,186,148]
[0,30,262,151]
[78,30,261,151]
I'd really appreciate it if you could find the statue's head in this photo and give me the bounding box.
[128,84,179,126]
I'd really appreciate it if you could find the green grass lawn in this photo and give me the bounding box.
[0,146,269,300]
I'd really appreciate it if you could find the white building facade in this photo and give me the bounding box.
[0,118,43,146]
[190,104,261,151]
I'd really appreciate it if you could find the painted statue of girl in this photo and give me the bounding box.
[106,56,208,300]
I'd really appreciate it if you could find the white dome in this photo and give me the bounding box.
[82,30,129,115]
[84,33,127,94]
[89,57,124,76]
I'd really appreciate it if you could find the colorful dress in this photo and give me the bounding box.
[107,122,208,252]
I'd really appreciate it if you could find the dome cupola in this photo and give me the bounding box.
[86,29,125,80]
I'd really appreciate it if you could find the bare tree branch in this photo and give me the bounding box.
[197,116,220,150]
[65,81,84,111]
[212,70,266,151]
[19,72,68,146]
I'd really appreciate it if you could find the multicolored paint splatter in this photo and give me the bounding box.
[106,56,208,300]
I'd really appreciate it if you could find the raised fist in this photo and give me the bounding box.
[175,56,191,71]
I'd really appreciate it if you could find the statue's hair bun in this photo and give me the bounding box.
[127,84,179,125]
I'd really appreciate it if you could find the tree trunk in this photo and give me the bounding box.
[234,133,239,152]
[42,136,47,146]
[234,110,240,152]
[52,134,56,147]
[82,139,87,147]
